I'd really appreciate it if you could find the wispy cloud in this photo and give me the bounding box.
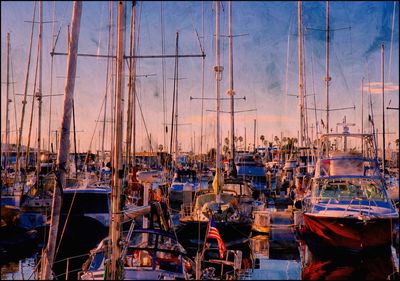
[362,82,399,94]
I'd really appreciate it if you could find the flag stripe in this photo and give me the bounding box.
[206,217,226,258]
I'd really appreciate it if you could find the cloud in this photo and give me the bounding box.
[362,82,399,94]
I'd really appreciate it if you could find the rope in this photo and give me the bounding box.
[83,83,108,167]
[24,33,40,172]
[10,44,18,146]
[54,187,77,259]
[388,1,396,82]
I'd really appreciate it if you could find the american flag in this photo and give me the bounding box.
[206,216,226,258]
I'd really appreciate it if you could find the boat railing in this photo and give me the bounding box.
[317,194,384,218]
[37,252,90,280]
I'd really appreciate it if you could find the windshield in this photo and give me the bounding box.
[312,178,386,201]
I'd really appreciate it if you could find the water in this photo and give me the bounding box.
[2,209,399,280]
[1,256,36,280]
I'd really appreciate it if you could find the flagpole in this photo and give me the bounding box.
[196,217,211,279]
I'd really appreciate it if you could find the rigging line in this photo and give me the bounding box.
[25,34,41,171]
[365,57,375,135]
[310,39,319,138]
[101,0,113,165]
[302,18,309,145]
[331,43,355,108]
[83,88,108,167]
[96,1,105,60]
[343,1,353,76]
[125,0,135,169]
[285,14,292,97]
[169,36,178,157]
[48,0,57,152]
[388,1,396,82]
[136,1,143,151]
[10,44,18,144]
[15,1,37,181]
[135,87,153,153]
[190,4,203,53]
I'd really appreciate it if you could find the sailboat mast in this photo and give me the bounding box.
[41,2,82,279]
[175,33,180,161]
[381,43,386,173]
[228,1,236,176]
[325,1,331,134]
[298,0,305,147]
[200,1,205,162]
[5,33,10,169]
[214,1,223,192]
[361,77,365,154]
[47,2,56,152]
[126,0,136,168]
[102,2,113,164]
[36,1,43,174]
[15,2,36,178]
[110,1,126,279]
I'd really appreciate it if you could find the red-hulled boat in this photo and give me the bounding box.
[299,125,398,251]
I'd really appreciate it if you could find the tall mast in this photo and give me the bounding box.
[110,1,126,279]
[126,0,136,168]
[381,43,385,173]
[102,2,113,165]
[253,119,256,150]
[325,1,331,134]
[214,1,223,193]
[228,1,236,176]
[15,2,36,179]
[36,1,43,175]
[40,2,82,279]
[47,1,56,152]
[298,1,305,146]
[361,77,364,153]
[200,1,205,162]
[175,33,180,161]
[5,33,10,169]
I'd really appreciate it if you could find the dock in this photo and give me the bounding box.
[242,208,301,280]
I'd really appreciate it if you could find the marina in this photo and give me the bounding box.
[1,1,399,280]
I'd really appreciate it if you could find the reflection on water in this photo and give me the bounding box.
[1,257,36,280]
[300,241,399,280]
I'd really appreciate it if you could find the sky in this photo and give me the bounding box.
[1,1,399,154]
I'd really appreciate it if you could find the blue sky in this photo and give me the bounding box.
[1,1,399,153]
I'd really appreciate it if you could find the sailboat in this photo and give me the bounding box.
[175,3,254,272]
